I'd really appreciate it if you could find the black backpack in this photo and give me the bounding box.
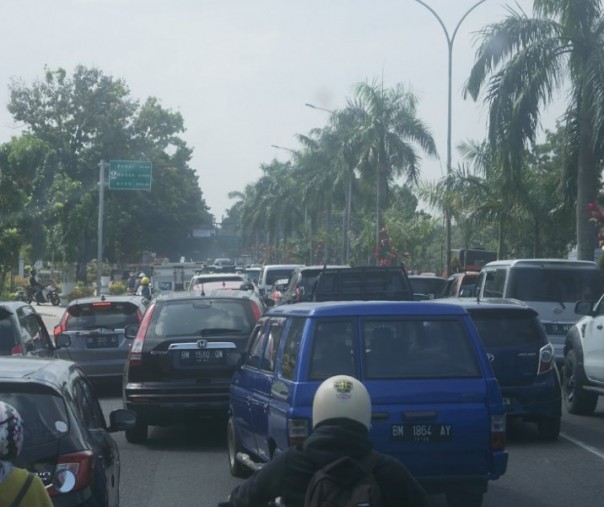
[304,452,383,507]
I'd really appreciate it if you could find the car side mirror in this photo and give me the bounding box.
[55,333,71,349]
[108,409,137,432]
[240,282,254,291]
[574,300,594,315]
[124,324,139,339]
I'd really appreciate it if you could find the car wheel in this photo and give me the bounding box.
[446,489,483,507]
[227,417,249,478]
[537,417,560,441]
[125,418,148,444]
[562,349,598,415]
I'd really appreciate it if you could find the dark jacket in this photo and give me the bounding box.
[227,418,429,507]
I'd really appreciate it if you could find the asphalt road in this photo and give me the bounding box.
[37,303,604,507]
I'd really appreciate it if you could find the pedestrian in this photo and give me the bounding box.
[0,401,53,506]
[219,375,429,507]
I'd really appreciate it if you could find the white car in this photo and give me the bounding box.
[562,295,604,415]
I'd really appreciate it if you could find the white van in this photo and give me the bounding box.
[257,264,304,297]
[474,259,604,364]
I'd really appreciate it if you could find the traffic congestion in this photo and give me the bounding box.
[3,1,604,506]
[0,258,602,507]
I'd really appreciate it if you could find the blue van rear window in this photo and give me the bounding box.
[362,318,480,379]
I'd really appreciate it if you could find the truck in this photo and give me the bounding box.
[151,261,205,295]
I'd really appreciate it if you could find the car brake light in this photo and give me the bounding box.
[537,343,555,375]
[490,414,506,451]
[54,312,70,336]
[10,344,22,355]
[128,303,156,367]
[287,418,310,447]
[47,450,94,496]
[91,301,112,307]
[250,302,262,321]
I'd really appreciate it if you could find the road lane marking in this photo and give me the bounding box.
[561,432,604,460]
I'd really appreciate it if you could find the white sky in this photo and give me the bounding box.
[0,0,562,221]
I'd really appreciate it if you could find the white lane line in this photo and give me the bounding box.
[560,432,604,460]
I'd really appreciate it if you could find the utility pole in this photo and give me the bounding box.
[96,160,107,296]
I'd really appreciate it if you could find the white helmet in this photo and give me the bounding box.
[139,272,146,278]
[312,375,371,430]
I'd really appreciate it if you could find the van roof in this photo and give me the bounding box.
[266,300,469,317]
[484,258,598,268]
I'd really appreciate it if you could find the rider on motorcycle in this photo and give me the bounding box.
[28,269,44,306]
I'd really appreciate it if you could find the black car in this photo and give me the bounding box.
[280,265,349,305]
[53,294,149,383]
[0,357,135,506]
[431,297,562,440]
[0,300,67,358]
[122,290,265,444]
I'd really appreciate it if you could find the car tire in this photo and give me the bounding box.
[227,417,249,478]
[537,417,560,441]
[125,418,148,444]
[563,349,598,415]
[446,489,483,507]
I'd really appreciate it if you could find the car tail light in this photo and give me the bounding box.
[54,312,70,336]
[47,450,94,496]
[127,302,156,367]
[10,344,22,355]
[250,302,262,321]
[537,343,555,375]
[490,414,506,451]
[287,418,310,447]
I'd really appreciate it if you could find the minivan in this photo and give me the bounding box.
[474,259,604,364]
[257,264,304,297]
[228,300,508,507]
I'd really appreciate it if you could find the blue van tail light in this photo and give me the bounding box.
[537,343,555,375]
[490,414,506,451]
[47,450,94,496]
[287,418,310,447]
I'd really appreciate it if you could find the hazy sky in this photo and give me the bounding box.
[1,0,561,221]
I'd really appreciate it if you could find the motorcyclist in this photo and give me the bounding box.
[28,269,43,306]
[0,401,53,506]
[140,276,152,300]
[220,375,429,507]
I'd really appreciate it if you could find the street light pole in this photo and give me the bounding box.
[413,0,488,276]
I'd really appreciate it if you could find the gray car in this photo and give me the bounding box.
[0,300,65,358]
[54,294,149,383]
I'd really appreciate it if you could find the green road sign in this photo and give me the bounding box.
[108,160,152,190]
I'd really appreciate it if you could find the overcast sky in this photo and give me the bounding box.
[1,0,562,221]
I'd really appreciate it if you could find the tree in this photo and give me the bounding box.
[465,0,604,260]
[7,66,212,275]
[351,80,438,251]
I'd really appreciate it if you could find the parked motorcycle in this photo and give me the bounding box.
[26,283,61,306]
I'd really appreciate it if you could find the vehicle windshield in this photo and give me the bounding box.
[150,300,254,338]
[507,268,603,302]
[65,302,141,330]
[469,310,543,346]
[0,390,69,446]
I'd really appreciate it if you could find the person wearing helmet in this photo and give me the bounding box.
[0,401,53,506]
[28,269,43,306]
[221,375,428,507]
[140,276,152,300]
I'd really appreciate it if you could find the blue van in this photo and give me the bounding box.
[228,301,508,507]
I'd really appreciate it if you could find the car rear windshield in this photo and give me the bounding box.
[265,269,296,286]
[468,310,544,347]
[65,301,141,330]
[147,299,255,340]
[307,317,481,380]
[362,318,480,379]
[0,390,69,446]
[507,267,603,302]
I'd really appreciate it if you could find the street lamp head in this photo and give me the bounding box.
[305,103,334,114]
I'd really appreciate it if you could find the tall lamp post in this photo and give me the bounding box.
[414,0,488,276]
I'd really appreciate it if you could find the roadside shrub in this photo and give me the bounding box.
[109,280,126,295]
[68,285,95,301]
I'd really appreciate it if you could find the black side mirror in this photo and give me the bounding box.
[124,324,139,339]
[55,333,72,349]
[108,409,137,432]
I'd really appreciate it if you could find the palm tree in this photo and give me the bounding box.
[351,80,438,255]
[465,0,604,260]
